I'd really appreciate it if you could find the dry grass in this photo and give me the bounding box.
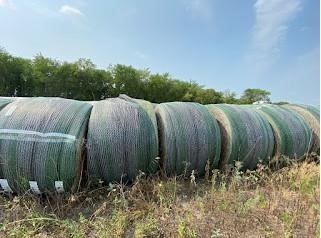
[0,158,319,238]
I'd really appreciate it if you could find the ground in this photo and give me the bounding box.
[0,158,319,238]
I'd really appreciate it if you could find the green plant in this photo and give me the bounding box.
[177,220,196,238]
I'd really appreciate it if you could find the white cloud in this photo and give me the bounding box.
[248,0,301,72]
[0,0,8,7]
[0,0,14,9]
[60,5,83,16]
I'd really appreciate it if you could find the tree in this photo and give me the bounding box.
[144,73,186,103]
[0,47,274,104]
[240,88,271,104]
[223,90,238,104]
[274,101,289,105]
[32,54,59,96]
[110,64,147,99]
[194,89,224,104]
[0,49,33,97]
[182,81,203,102]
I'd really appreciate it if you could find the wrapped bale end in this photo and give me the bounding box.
[0,97,92,193]
[87,98,158,185]
[206,104,274,171]
[282,104,320,153]
[253,104,312,159]
[155,102,221,176]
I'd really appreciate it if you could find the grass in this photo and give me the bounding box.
[0,157,319,237]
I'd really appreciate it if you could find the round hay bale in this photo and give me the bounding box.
[87,98,158,184]
[253,104,312,158]
[0,97,92,193]
[119,94,158,143]
[0,97,13,110]
[282,104,320,153]
[155,102,221,176]
[206,104,274,170]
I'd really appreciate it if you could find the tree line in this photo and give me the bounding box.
[0,48,271,104]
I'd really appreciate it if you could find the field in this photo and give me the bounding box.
[0,157,319,238]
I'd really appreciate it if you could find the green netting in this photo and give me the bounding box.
[0,97,92,193]
[155,102,221,176]
[0,98,14,109]
[119,94,158,145]
[87,97,158,184]
[282,104,320,153]
[252,104,312,159]
[295,104,320,119]
[206,104,274,170]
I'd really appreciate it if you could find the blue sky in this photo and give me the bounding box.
[0,0,319,105]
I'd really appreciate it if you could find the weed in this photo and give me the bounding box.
[211,228,224,238]
[280,210,294,237]
[153,177,177,210]
[94,209,127,238]
[134,212,160,237]
[0,157,318,237]
[177,219,196,238]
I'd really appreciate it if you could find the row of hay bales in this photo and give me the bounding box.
[0,96,318,194]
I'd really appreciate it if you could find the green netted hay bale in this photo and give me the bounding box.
[282,104,320,153]
[253,104,312,159]
[206,104,274,170]
[0,97,14,109]
[155,102,221,176]
[0,97,92,193]
[119,94,158,145]
[87,97,158,184]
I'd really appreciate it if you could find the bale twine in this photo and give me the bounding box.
[282,104,320,153]
[253,104,312,159]
[206,104,274,170]
[87,97,158,184]
[0,97,92,193]
[155,102,221,176]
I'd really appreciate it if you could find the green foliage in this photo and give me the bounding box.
[240,88,271,104]
[177,219,197,238]
[94,209,127,238]
[0,48,271,103]
[223,90,238,104]
[134,213,159,237]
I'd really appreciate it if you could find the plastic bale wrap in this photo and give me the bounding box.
[282,104,320,153]
[87,98,158,184]
[0,97,92,193]
[253,104,312,159]
[155,102,221,176]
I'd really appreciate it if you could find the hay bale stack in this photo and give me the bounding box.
[87,98,158,184]
[206,104,274,170]
[0,97,92,193]
[155,102,221,176]
[282,104,320,153]
[253,104,312,158]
